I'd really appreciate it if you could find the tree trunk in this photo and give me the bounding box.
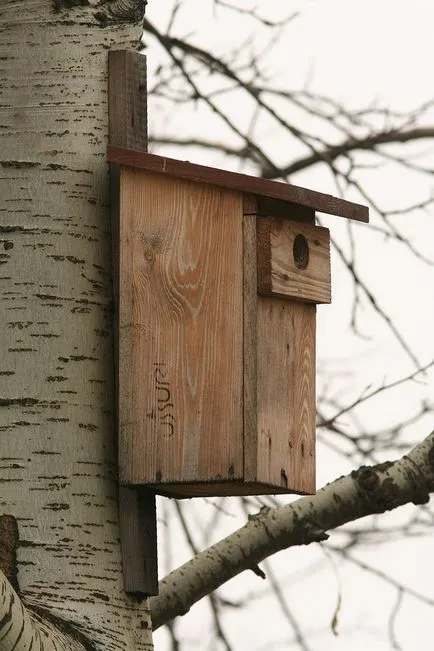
[0,2,152,649]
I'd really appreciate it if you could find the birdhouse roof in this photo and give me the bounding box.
[107,145,368,222]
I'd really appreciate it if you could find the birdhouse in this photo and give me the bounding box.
[108,145,368,498]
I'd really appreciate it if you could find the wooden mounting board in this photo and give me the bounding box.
[109,49,158,597]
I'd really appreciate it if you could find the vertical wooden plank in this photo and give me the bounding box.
[256,209,316,494]
[119,170,244,488]
[244,205,317,493]
[294,302,316,491]
[108,50,148,151]
[109,50,158,595]
[256,298,316,493]
[118,487,158,596]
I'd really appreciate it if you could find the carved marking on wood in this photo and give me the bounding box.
[153,362,175,440]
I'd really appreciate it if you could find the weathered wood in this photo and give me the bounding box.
[107,145,369,222]
[118,487,158,596]
[254,206,316,494]
[147,480,295,498]
[118,168,244,490]
[114,166,322,496]
[108,51,148,150]
[109,81,368,498]
[243,193,257,215]
[108,49,158,596]
[242,213,259,483]
[256,297,316,493]
[257,217,331,304]
[256,197,315,222]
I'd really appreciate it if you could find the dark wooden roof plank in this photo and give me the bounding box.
[107,145,369,223]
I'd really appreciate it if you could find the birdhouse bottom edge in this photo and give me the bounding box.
[122,479,316,499]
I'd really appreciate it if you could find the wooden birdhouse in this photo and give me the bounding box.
[108,145,368,498]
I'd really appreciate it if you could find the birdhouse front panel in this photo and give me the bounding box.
[108,145,368,498]
[240,209,318,496]
[257,217,331,304]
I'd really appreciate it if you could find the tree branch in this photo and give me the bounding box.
[151,431,434,630]
[264,127,434,179]
[0,569,91,651]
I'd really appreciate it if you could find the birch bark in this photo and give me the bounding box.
[0,1,152,649]
[151,431,434,630]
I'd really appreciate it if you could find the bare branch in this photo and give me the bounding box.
[318,360,434,429]
[213,0,299,29]
[262,559,314,651]
[0,569,89,651]
[263,127,434,178]
[330,236,421,367]
[151,432,434,630]
[174,502,234,651]
[328,546,434,607]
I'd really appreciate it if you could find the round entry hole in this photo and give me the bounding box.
[293,234,309,269]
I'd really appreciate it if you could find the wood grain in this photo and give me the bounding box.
[118,487,158,595]
[119,168,244,487]
[149,480,300,498]
[257,218,331,304]
[256,297,316,494]
[243,193,257,215]
[107,145,369,222]
[108,51,148,151]
[242,214,258,483]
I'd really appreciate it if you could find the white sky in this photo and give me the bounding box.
[144,2,434,649]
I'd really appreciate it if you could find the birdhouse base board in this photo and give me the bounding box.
[142,480,315,499]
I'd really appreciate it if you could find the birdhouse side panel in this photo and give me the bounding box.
[118,168,244,486]
[256,297,316,494]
